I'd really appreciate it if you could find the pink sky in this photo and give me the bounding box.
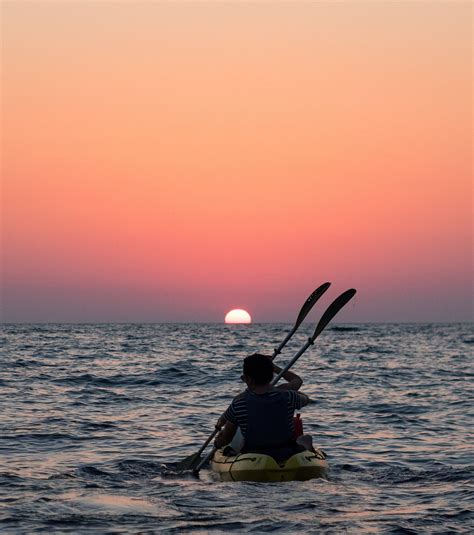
[2,2,472,322]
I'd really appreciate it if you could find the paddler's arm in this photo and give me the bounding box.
[214,419,237,449]
[214,398,240,449]
[271,362,303,391]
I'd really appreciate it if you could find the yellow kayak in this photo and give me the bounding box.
[211,448,328,482]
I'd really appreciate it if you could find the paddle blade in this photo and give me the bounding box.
[294,282,331,329]
[175,452,202,472]
[311,288,356,341]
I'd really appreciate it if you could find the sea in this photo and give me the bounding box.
[0,323,472,533]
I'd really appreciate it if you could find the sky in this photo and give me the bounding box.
[1,1,472,323]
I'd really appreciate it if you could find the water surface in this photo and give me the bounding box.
[1,323,472,532]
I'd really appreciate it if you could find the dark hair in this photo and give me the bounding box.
[243,353,273,385]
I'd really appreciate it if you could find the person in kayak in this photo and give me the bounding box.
[214,353,314,461]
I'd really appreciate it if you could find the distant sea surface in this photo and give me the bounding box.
[0,323,472,533]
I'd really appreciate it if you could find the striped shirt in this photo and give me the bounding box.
[223,389,305,437]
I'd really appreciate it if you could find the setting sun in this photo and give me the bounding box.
[225,309,252,324]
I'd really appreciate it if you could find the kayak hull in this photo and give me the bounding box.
[211,449,328,482]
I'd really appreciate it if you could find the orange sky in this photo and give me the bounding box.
[2,2,472,322]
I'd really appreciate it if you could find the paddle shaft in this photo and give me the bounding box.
[272,328,296,360]
[193,428,219,460]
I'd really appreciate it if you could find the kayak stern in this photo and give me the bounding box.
[211,449,328,482]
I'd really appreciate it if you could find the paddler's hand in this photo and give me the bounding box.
[214,420,237,449]
[272,362,303,391]
[214,429,227,449]
[215,414,226,430]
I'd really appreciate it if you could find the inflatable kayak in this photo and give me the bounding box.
[211,448,328,482]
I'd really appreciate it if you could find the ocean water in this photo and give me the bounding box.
[0,322,472,533]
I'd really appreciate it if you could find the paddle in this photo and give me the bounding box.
[271,288,357,385]
[175,283,331,472]
[192,287,357,476]
[271,282,331,359]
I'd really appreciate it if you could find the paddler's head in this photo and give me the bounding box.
[242,353,273,389]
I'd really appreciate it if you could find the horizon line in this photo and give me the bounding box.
[1,321,472,326]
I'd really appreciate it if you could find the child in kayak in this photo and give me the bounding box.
[214,353,315,461]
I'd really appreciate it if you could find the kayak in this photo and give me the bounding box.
[211,448,328,482]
